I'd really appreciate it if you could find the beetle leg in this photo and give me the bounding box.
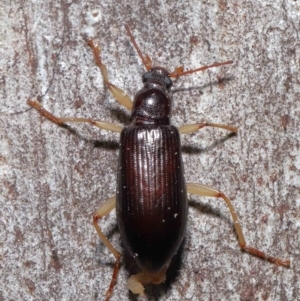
[186,183,290,267]
[93,196,121,301]
[86,38,133,111]
[178,122,237,134]
[27,99,122,133]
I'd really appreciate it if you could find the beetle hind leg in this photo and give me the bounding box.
[93,196,121,300]
[186,183,290,267]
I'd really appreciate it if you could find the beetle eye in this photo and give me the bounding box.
[164,77,173,88]
[142,72,151,83]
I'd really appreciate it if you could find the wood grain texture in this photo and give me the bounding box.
[0,1,299,300]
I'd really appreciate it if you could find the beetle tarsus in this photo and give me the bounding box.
[242,245,290,267]
[105,256,121,300]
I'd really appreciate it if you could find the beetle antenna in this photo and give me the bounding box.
[125,24,152,71]
[169,60,233,78]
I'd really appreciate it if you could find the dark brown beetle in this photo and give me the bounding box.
[28,25,290,301]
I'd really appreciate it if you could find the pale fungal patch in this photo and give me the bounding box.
[82,10,102,37]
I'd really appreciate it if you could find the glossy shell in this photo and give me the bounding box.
[116,124,187,273]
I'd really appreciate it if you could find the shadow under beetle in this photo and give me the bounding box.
[28,25,290,300]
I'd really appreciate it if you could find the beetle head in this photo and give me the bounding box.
[142,67,173,90]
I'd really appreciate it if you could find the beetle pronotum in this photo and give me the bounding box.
[28,25,290,300]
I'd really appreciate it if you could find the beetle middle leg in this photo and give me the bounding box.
[27,99,122,133]
[186,183,290,267]
[178,121,238,134]
[93,196,121,301]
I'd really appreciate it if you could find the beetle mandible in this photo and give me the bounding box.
[27,25,290,300]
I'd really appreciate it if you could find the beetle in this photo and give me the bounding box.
[27,25,290,300]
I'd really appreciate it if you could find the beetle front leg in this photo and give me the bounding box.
[27,99,122,133]
[178,121,237,134]
[87,38,133,111]
[186,183,290,267]
[93,196,121,301]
